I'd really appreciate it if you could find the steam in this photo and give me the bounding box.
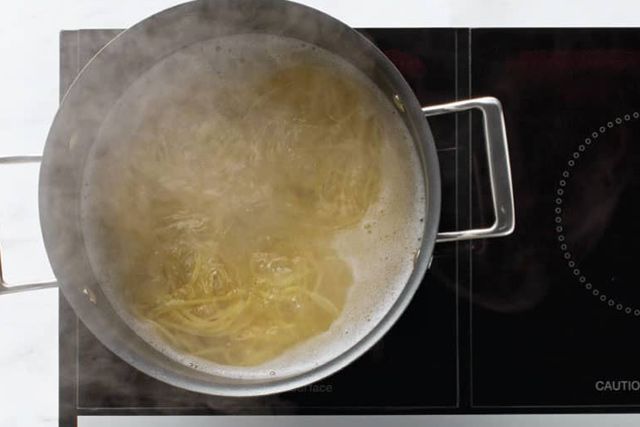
[56,0,416,403]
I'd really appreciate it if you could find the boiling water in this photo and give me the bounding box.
[81,34,426,380]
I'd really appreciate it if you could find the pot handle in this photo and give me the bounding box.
[0,155,58,295]
[422,96,515,243]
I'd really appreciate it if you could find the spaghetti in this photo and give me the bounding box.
[91,63,384,366]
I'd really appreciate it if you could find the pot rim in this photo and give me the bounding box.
[39,0,441,396]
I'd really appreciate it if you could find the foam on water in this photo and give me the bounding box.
[81,34,426,380]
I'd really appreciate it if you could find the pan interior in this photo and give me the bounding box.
[79,33,426,381]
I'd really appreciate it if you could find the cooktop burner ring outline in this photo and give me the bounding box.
[554,111,640,316]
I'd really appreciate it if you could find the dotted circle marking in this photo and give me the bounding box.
[555,112,639,315]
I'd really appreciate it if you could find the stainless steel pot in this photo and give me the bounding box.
[0,0,515,396]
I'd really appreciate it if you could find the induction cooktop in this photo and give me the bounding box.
[58,28,640,426]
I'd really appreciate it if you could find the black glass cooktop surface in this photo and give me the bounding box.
[59,28,463,424]
[470,29,640,408]
[58,28,640,426]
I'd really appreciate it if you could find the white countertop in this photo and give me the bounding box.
[2,1,640,426]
